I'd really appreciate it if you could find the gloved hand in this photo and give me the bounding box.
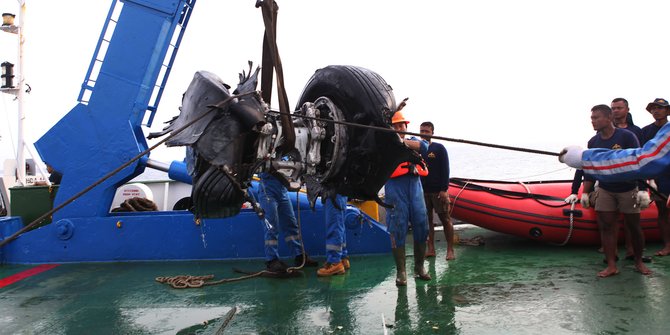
[564,194,578,204]
[558,146,584,169]
[637,190,651,209]
[648,179,658,191]
[580,193,590,208]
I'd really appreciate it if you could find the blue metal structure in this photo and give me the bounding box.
[0,193,391,263]
[0,0,392,264]
[35,0,194,219]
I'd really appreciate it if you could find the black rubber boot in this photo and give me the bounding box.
[392,247,407,286]
[266,259,289,273]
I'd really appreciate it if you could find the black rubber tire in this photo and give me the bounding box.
[295,65,414,200]
[191,160,245,218]
[172,197,193,211]
[174,71,263,219]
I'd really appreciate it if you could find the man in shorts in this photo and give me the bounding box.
[580,104,651,277]
[419,121,455,260]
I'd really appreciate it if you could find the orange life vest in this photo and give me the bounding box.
[390,161,428,178]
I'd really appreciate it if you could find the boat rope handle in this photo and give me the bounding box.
[518,181,531,194]
[523,180,575,246]
[553,202,576,246]
[500,180,575,246]
[448,181,471,218]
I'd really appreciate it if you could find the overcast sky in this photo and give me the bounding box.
[2,0,670,171]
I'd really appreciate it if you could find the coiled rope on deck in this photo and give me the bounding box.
[155,182,311,289]
[155,272,268,289]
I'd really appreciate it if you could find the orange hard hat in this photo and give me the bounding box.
[391,111,409,125]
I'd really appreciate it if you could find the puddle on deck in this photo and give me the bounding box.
[1,225,669,334]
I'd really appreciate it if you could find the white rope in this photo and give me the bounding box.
[553,201,576,246]
[517,181,531,194]
[448,181,470,217]
[286,188,307,273]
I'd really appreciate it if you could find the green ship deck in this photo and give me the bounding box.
[2,225,669,334]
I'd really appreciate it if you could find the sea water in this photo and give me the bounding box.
[1,141,577,184]
[92,141,578,183]
[448,142,576,182]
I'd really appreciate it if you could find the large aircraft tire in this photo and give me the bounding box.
[295,65,416,201]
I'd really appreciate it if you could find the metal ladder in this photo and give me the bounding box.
[77,0,197,127]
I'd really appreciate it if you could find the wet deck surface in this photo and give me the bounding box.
[2,225,670,334]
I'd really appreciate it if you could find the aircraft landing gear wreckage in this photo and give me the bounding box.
[0,0,421,263]
[148,64,421,219]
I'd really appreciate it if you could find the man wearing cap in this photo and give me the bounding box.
[640,98,670,256]
[385,108,431,286]
[562,104,651,277]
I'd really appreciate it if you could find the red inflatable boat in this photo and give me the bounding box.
[448,178,661,245]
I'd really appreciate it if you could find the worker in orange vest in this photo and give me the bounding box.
[385,109,431,286]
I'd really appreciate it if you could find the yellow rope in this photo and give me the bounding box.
[155,271,270,289]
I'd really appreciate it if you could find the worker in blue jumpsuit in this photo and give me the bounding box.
[386,110,431,286]
[257,172,318,273]
[317,194,350,276]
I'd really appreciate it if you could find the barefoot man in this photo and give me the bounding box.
[640,98,670,256]
[559,104,651,277]
[419,121,455,260]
